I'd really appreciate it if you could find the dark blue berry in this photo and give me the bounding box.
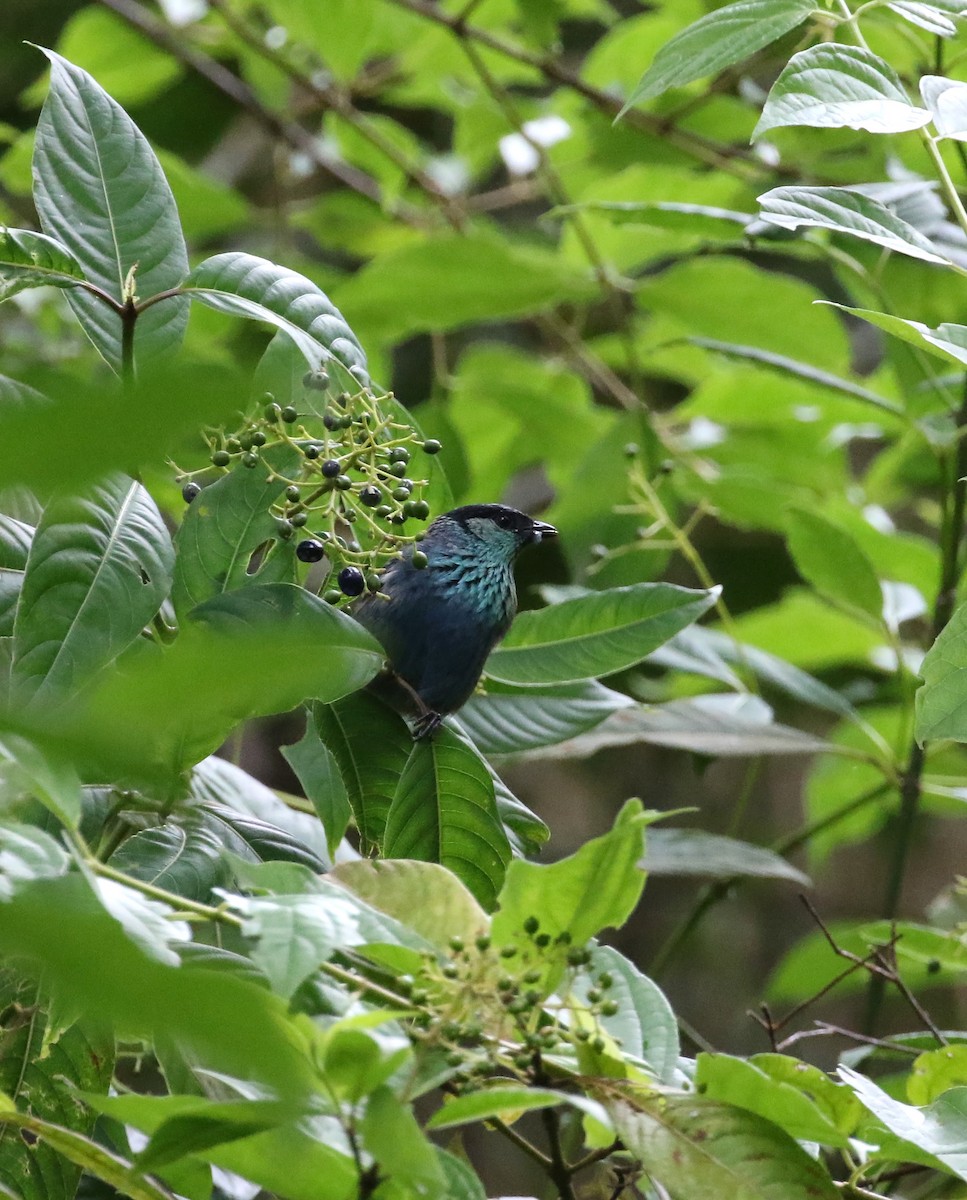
[182,482,201,503]
[338,566,365,597]
[296,539,326,563]
[321,459,341,478]
[359,485,382,507]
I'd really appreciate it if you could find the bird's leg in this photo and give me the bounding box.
[413,710,444,741]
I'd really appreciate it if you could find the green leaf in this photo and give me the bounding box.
[754,44,932,138]
[331,858,489,951]
[185,251,369,384]
[189,754,332,870]
[757,186,949,265]
[0,1111,170,1200]
[827,304,967,368]
[136,1101,286,1172]
[491,799,649,985]
[331,228,597,343]
[611,1095,839,1199]
[204,805,328,874]
[108,815,231,903]
[11,475,173,705]
[696,1054,855,1146]
[314,692,413,854]
[0,972,115,1200]
[383,724,511,911]
[917,599,967,742]
[76,583,384,778]
[171,446,301,620]
[575,944,680,1084]
[621,0,816,108]
[32,50,189,371]
[0,824,69,897]
[641,828,810,886]
[551,200,754,234]
[839,1067,967,1180]
[0,875,316,1098]
[0,227,86,301]
[909,1045,967,1105]
[487,583,717,686]
[920,74,967,139]
[786,507,883,620]
[282,721,352,859]
[428,1084,605,1131]
[91,876,190,966]
[459,679,632,756]
[0,515,33,570]
[0,571,21,637]
[530,694,836,760]
[89,1092,357,1200]
[361,1087,444,1192]
[0,734,83,828]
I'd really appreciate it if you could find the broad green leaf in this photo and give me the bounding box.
[491,798,649,986]
[0,365,244,496]
[0,570,21,637]
[686,337,904,416]
[839,1067,967,1180]
[827,304,967,368]
[786,508,883,620]
[0,824,68,897]
[189,753,332,870]
[920,74,967,139]
[136,1101,287,1172]
[490,768,549,857]
[76,583,384,779]
[314,692,413,854]
[331,228,598,343]
[203,804,328,874]
[331,858,489,950]
[282,720,352,859]
[917,599,967,741]
[11,475,173,705]
[0,972,115,1200]
[893,1,965,34]
[0,515,33,570]
[611,1095,839,1199]
[0,875,316,1098]
[528,695,836,760]
[696,1054,855,1146]
[621,0,816,108]
[91,876,191,966]
[185,251,369,385]
[171,446,301,620]
[383,724,510,910]
[428,1084,605,1131]
[89,1092,357,1200]
[486,583,717,686]
[0,1111,170,1200]
[757,186,949,265]
[0,734,82,828]
[459,679,632,756]
[361,1087,444,1192]
[754,44,932,137]
[641,828,810,886]
[108,815,231,903]
[909,1045,967,1105]
[0,227,86,301]
[573,944,680,1084]
[551,200,753,234]
[32,50,189,371]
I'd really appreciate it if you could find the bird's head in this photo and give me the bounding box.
[427,504,557,562]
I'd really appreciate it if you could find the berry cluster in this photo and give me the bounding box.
[176,368,443,601]
[396,916,621,1087]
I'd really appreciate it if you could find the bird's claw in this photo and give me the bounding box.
[412,711,444,741]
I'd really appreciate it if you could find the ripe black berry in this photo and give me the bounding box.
[182,482,201,503]
[359,485,382,507]
[323,411,339,431]
[296,539,326,563]
[338,566,365,597]
[321,459,341,478]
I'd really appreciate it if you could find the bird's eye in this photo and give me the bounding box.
[497,514,512,528]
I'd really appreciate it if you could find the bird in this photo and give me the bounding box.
[351,503,557,740]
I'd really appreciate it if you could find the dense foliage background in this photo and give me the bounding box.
[4,0,967,1197]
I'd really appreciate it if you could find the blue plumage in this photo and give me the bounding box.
[352,504,556,738]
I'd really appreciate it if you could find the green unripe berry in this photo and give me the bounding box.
[226,437,242,452]
[523,969,541,984]
[390,460,408,478]
[499,945,517,959]
[376,504,393,519]
[365,572,382,592]
[601,1000,619,1016]
[285,485,301,502]
[392,486,411,502]
[587,988,602,1004]
[449,936,465,953]
[423,439,442,454]
[523,916,540,936]
[275,518,293,539]
[534,933,551,948]
[475,935,491,952]
[324,589,342,604]
[264,402,282,421]
[281,405,298,423]
[409,500,430,520]
[597,972,614,989]
[242,452,259,468]
[592,1037,605,1053]
[442,963,459,980]
[251,430,267,447]
[389,447,410,463]
[211,449,231,467]
[335,474,353,491]
[290,512,308,528]
[304,443,322,459]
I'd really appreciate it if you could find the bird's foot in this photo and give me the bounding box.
[412,710,444,741]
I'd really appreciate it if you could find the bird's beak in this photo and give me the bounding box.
[529,520,558,544]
